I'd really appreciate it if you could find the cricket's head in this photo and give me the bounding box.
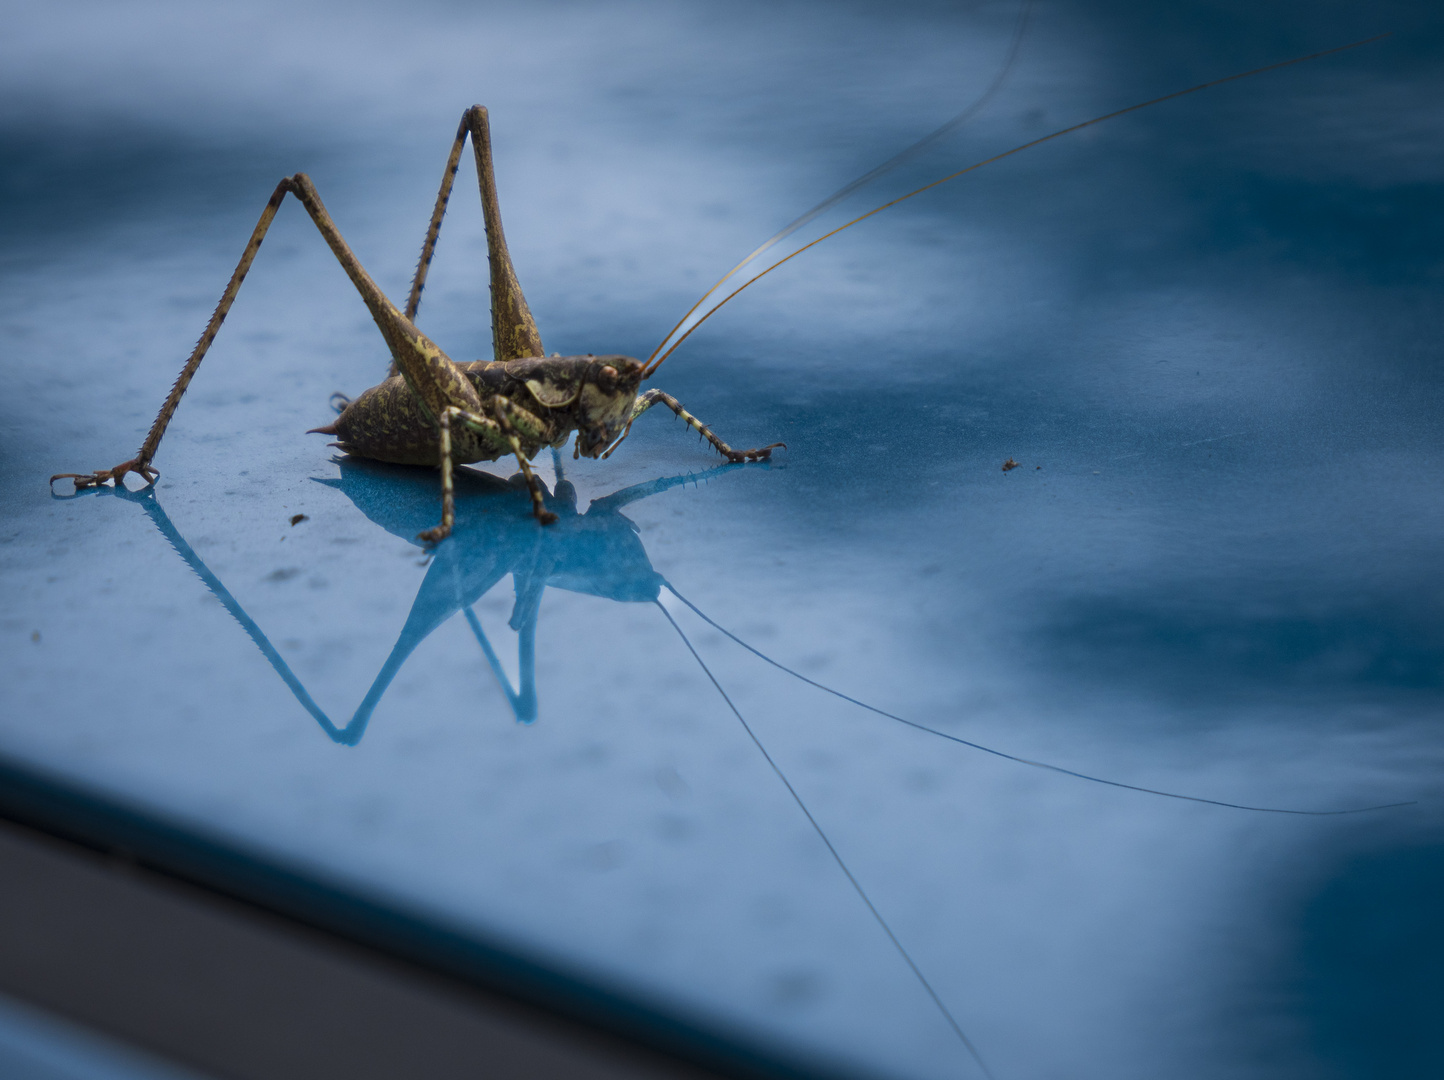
[507,353,644,457]
[572,355,645,458]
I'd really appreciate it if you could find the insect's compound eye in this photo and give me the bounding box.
[597,365,618,393]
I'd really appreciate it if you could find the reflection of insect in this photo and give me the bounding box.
[92,454,753,739]
[72,449,1402,1080]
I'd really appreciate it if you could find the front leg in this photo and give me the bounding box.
[603,389,784,462]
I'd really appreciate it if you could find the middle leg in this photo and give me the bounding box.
[421,396,558,542]
[420,405,523,543]
[490,396,558,526]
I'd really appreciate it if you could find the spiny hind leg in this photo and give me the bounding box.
[403,105,544,366]
[50,458,160,493]
[49,179,295,494]
[603,389,784,463]
[54,172,446,494]
[403,115,471,329]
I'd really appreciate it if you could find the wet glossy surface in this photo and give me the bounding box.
[0,994,205,1080]
[3,2,1443,1077]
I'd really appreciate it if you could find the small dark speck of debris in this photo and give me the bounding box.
[290,514,307,526]
[1035,465,1042,470]
[1002,458,1019,472]
[30,631,41,644]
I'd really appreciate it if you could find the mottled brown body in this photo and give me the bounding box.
[321,354,642,467]
[51,106,781,539]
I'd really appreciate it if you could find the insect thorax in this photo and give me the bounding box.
[325,354,642,466]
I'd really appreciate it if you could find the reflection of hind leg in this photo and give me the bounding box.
[463,605,538,723]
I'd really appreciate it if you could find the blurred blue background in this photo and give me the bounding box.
[2,1,1442,1077]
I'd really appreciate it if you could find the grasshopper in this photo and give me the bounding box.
[50,106,783,539]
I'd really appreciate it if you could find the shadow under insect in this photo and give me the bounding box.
[88,453,754,743]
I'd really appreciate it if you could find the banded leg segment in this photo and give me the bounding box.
[490,397,557,525]
[419,400,557,543]
[52,174,477,494]
[404,118,469,326]
[602,389,785,463]
[403,105,544,364]
[421,406,486,543]
[491,395,550,444]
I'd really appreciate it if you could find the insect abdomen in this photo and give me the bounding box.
[324,376,503,466]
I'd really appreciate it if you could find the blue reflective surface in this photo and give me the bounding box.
[3,2,1443,1078]
[0,994,207,1080]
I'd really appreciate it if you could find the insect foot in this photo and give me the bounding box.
[726,442,786,463]
[49,459,159,493]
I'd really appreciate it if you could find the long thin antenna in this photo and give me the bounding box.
[643,32,1389,378]
[664,584,1413,816]
[655,600,994,1079]
[645,0,1035,368]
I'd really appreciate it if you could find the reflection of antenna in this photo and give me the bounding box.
[662,583,1412,816]
[655,600,995,1080]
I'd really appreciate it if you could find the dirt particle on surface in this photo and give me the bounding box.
[290,514,307,526]
[1002,458,1019,472]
